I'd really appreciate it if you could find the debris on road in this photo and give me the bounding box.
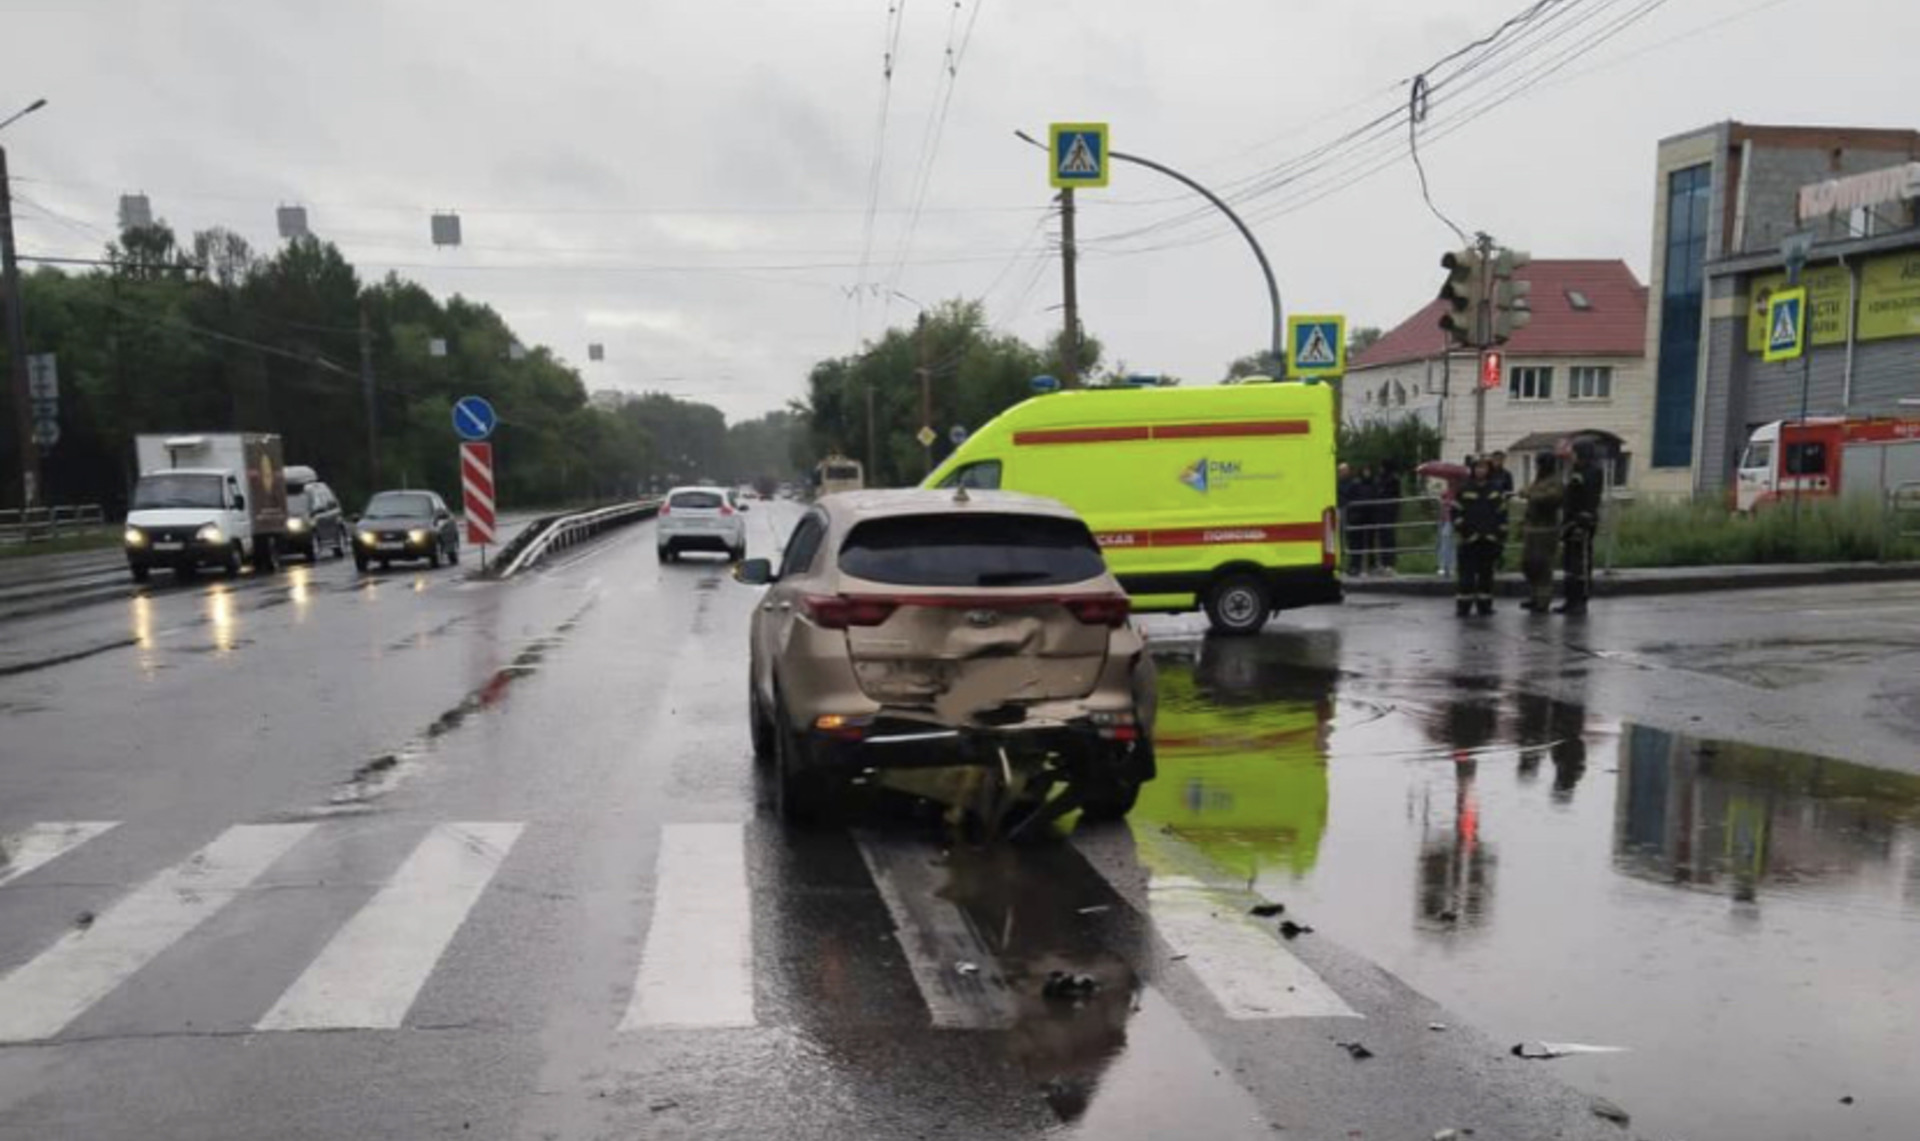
[1589,1097,1630,1126]
[1428,1022,1449,1032]
[1840,1095,1856,1105]
[1279,920,1314,939]
[1512,1041,1628,1060]
[1249,902,1286,917]
[73,910,95,931]
[1041,970,1099,1002]
[648,1097,679,1113]
[1075,904,1111,915]
[1335,1040,1374,1060]
[955,961,980,977]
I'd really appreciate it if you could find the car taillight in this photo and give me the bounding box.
[801,594,899,629]
[1322,507,1338,568]
[720,504,735,516]
[1065,593,1131,627]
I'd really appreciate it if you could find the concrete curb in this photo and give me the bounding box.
[1341,560,1920,598]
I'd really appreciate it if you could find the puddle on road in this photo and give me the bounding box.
[1131,635,1920,1141]
[292,605,591,819]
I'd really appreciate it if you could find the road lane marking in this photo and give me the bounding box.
[620,822,754,1030]
[257,822,523,1031]
[855,833,1018,1030]
[0,822,118,887]
[0,823,314,1043]
[1081,829,1359,1020]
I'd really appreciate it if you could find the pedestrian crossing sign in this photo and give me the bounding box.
[1286,314,1347,378]
[1050,122,1109,189]
[1763,286,1807,362]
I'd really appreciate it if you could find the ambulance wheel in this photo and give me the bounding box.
[1204,572,1271,636]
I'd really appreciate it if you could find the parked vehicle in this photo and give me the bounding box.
[735,488,1157,827]
[352,490,460,571]
[1735,417,1920,512]
[657,486,747,563]
[124,433,288,582]
[284,465,347,562]
[925,380,1341,635]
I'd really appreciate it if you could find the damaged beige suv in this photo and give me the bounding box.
[735,489,1156,829]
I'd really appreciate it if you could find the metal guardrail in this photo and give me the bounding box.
[1340,495,1445,573]
[494,499,662,578]
[0,504,108,544]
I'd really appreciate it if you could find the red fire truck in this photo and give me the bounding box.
[1734,417,1920,512]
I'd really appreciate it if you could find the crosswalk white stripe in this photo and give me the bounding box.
[619,822,754,1030]
[0,823,315,1043]
[257,822,523,1031]
[1108,829,1360,1020]
[0,822,118,887]
[855,833,1017,1030]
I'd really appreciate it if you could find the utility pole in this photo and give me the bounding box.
[916,311,933,476]
[1472,231,1495,458]
[1058,188,1080,387]
[865,384,877,483]
[359,302,380,492]
[0,145,39,509]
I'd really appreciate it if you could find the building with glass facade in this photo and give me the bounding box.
[1646,123,1920,498]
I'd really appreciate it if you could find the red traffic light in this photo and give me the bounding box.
[1479,351,1503,390]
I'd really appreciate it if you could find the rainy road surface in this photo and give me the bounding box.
[1,500,1917,1141]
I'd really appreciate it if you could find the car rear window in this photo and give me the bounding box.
[838,513,1106,587]
[670,491,724,510]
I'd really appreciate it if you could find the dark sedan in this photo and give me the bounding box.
[353,490,461,571]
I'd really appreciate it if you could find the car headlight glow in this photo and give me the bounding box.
[408,529,430,545]
[358,530,378,546]
[124,527,146,547]
[288,517,308,533]
[195,524,224,544]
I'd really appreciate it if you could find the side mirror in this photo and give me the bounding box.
[733,558,774,586]
[232,494,246,512]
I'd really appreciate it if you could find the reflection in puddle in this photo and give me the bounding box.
[1132,638,1920,1141]
[205,585,237,653]
[286,566,313,617]
[129,594,153,650]
[1140,637,1335,885]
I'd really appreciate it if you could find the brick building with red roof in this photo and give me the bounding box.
[1345,259,1650,488]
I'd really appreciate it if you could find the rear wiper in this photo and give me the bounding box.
[976,570,1052,585]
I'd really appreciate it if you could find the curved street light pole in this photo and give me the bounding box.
[1015,129,1286,378]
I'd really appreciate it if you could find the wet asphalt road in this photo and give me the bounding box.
[1,500,1916,1141]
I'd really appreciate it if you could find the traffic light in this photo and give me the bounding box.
[1438,248,1485,350]
[1491,248,1532,345]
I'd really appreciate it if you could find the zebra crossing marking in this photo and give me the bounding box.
[620,822,755,1030]
[0,823,314,1043]
[257,822,523,1031]
[0,821,118,887]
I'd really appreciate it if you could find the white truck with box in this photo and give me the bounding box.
[123,433,289,582]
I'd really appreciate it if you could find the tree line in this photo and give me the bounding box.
[792,305,1400,489]
[2,222,805,513]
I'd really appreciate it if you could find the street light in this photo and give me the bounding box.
[2,97,50,508]
[0,98,47,134]
[1015,128,1286,376]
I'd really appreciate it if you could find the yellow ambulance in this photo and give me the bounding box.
[925,379,1340,634]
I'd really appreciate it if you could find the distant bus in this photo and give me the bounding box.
[815,455,865,497]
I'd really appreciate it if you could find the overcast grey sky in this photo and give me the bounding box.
[5,0,1915,422]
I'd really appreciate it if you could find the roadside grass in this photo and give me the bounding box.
[0,528,123,561]
[1352,496,1918,576]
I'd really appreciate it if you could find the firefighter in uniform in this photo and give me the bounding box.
[1558,442,1602,615]
[1454,457,1506,617]
[1519,453,1563,613]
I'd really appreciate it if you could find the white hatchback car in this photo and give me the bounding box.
[657,485,748,563]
